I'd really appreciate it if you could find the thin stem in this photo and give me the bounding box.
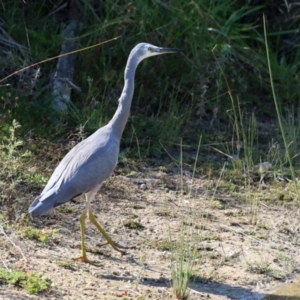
[263,14,299,198]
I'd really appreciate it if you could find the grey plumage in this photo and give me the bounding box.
[29,126,119,217]
[28,43,182,263]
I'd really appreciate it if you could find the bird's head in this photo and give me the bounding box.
[130,43,183,64]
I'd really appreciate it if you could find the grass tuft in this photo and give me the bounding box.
[17,226,59,243]
[123,219,143,229]
[0,268,51,294]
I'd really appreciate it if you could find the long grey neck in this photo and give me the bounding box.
[109,56,139,139]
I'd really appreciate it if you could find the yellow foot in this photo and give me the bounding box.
[97,241,128,255]
[72,255,100,266]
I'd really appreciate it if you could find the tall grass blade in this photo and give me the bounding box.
[263,14,299,199]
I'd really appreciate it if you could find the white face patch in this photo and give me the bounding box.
[136,45,161,63]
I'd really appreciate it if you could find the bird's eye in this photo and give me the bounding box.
[148,47,153,52]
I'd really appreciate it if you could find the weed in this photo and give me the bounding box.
[209,200,224,210]
[170,236,195,300]
[158,166,168,173]
[17,226,59,243]
[168,137,202,300]
[123,219,143,229]
[0,120,31,220]
[0,268,51,294]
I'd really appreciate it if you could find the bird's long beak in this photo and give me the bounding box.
[152,47,184,54]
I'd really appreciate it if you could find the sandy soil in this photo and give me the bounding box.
[1,167,300,299]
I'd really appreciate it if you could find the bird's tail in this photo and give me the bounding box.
[28,189,58,218]
[29,188,81,218]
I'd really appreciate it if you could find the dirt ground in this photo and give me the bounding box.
[1,166,300,300]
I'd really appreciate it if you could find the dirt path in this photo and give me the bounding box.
[1,170,300,299]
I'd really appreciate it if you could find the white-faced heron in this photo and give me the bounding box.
[28,43,183,264]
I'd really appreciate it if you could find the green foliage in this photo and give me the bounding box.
[0,120,30,220]
[1,0,300,159]
[0,268,51,294]
[123,219,143,229]
[170,231,196,300]
[17,225,59,243]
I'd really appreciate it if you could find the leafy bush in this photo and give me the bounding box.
[0,0,299,157]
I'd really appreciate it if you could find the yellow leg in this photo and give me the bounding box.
[72,211,99,265]
[88,208,127,254]
[72,208,128,265]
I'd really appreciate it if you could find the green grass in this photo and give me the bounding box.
[0,268,51,294]
[1,0,300,160]
[17,226,59,243]
[263,15,299,200]
[170,226,196,300]
[123,219,143,229]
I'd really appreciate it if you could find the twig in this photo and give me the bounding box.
[0,225,28,262]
